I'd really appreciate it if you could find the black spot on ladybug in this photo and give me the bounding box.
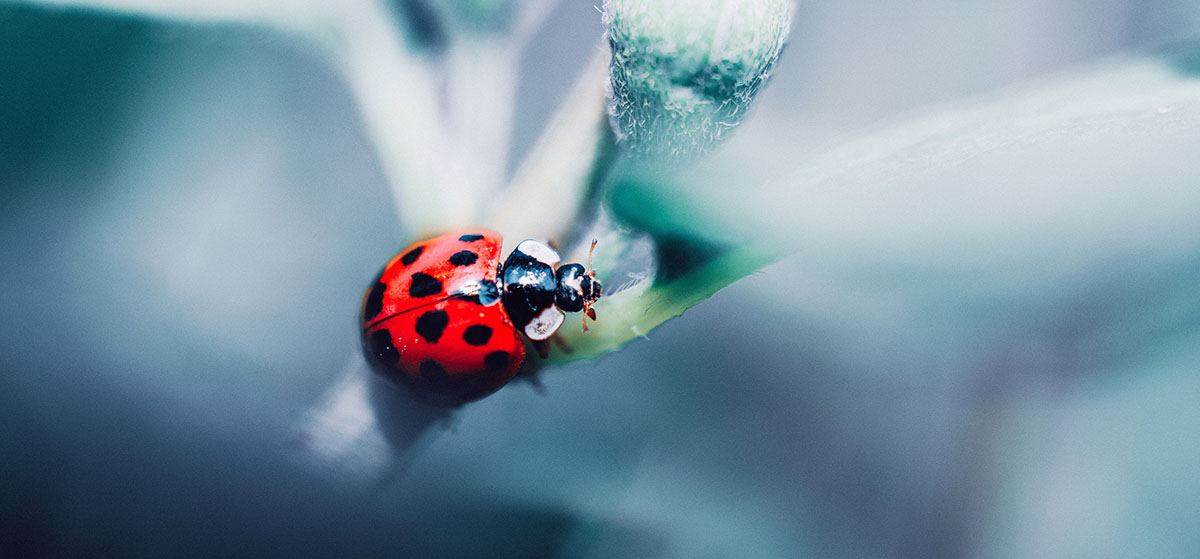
[484,350,510,371]
[462,324,492,346]
[409,272,442,298]
[449,250,478,267]
[459,234,484,242]
[400,245,424,266]
[369,330,399,363]
[419,360,450,384]
[415,310,449,343]
[363,282,387,322]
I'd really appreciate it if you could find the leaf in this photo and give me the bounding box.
[542,168,776,365]
[544,42,1200,368]
[682,43,1200,284]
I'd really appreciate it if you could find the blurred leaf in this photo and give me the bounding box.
[547,42,1200,369]
[8,0,325,27]
[680,43,1200,288]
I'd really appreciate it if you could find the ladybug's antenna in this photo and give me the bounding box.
[582,239,599,333]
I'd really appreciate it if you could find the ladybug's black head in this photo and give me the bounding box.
[580,274,601,306]
[554,248,602,332]
[554,264,593,313]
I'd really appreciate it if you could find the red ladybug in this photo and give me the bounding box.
[360,231,601,405]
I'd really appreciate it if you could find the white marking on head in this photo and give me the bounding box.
[562,272,583,293]
[515,239,560,267]
[517,268,542,287]
[524,306,565,340]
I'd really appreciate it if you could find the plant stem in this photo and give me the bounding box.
[485,46,616,250]
[317,1,477,238]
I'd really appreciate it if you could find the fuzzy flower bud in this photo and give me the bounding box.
[604,0,793,160]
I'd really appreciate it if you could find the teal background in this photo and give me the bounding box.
[3,2,1200,557]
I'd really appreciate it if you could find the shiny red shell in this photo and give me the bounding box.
[361,231,525,405]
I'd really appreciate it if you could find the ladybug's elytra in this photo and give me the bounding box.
[361,231,601,405]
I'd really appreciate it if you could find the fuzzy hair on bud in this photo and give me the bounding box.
[604,0,793,161]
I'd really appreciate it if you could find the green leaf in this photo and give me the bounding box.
[542,169,775,365]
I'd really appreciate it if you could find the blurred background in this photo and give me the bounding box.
[3,1,1200,557]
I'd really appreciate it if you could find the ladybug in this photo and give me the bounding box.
[360,231,602,406]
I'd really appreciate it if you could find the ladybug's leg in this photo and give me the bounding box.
[532,339,551,359]
[584,239,599,332]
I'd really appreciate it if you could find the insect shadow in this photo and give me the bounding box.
[292,355,452,490]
